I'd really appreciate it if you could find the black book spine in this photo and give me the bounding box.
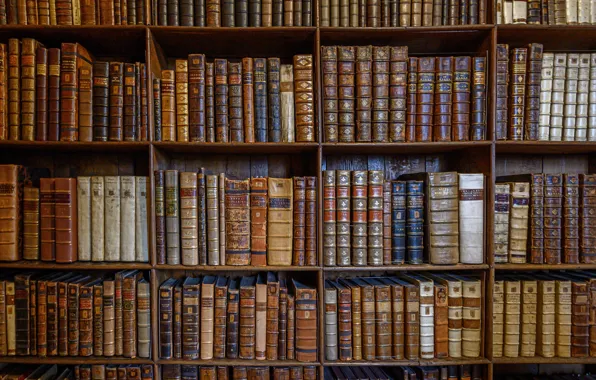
[222,0,235,25]
[167,0,179,25]
[406,180,424,264]
[194,0,205,25]
[254,58,268,142]
[180,0,194,25]
[267,58,281,143]
[273,0,283,24]
[391,181,406,264]
[236,0,249,25]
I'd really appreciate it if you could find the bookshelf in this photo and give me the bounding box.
[2,17,596,380]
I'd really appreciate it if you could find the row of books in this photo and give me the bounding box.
[74,365,153,380]
[319,0,488,27]
[163,366,318,380]
[494,173,595,264]
[0,0,147,26]
[324,274,482,361]
[496,0,596,24]
[0,271,151,358]
[496,44,596,142]
[323,170,485,266]
[493,272,596,358]
[159,275,317,362]
[0,39,149,142]
[321,46,487,143]
[495,376,596,380]
[0,165,150,263]
[325,366,484,380]
[154,55,314,143]
[153,0,314,26]
[156,170,317,266]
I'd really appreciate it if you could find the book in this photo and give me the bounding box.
[268,178,293,265]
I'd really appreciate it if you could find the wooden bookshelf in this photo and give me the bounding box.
[1,17,596,380]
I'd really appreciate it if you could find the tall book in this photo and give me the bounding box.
[520,278,538,357]
[324,280,338,361]
[434,56,453,142]
[509,48,527,140]
[389,46,408,142]
[228,62,243,142]
[335,280,353,361]
[323,170,336,266]
[120,176,136,262]
[321,46,338,143]
[504,278,521,357]
[206,175,220,265]
[372,46,389,142]
[55,178,77,263]
[305,176,317,266]
[368,171,384,265]
[226,278,239,359]
[293,177,306,266]
[355,45,372,142]
[415,57,434,142]
[494,183,510,263]
[496,44,509,140]
[338,47,355,142]
[225,179,250,265]
[255,273,267,360]
[493,279,504,358]
[391,181,406,264]
[544,174,562,264]
[242,58,255,143]
[214,276,228,359]
[239,276,256,359]
[563,54,579,141]
[201,276,216,359]
[406,180,424,264]
[280,64,294,143]
[293,54,314,142]
[266,272,280,360]
[576,54,589,141]
[452,56,471,141]
[165,171,179,265]
[268,178,293,265]
[351,171,367,266]
[563,173,580,264]
[459,173,484,264]
[536,275,556,357]
[60,43,92,141]
[550,53,566,141]
[580,174,596,263]
[336,170,350,266]
[471,57,487,140]
[293,279,317,362]
[159,278,176,359]
[524,43,543,140]
[402,273,434,359]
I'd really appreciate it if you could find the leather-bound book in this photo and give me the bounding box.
[92,62,109,141]
[382,182,391,265]
[286,293,295,360]
[0,44,6,141]
[434,56,454,141]
[14,273,31,355]
[226,278,239,358]
[399,0,411,24]
[81,0,96,23]
[338,47,356,142]
[415,57,434,142]
[54,178,77,263]
[406,57,417,141]
[293,55,314,142]
[459,173,484,264]
[564,54,579,141]
[456,274,481,358]
[165,170,180,265]
[507,182,530,263]
[470,57,487,140]
[372,46,390,142]
[268,178,293,265]
[334,280,352,361]
[293,279,317,362]
[102,278,116,357]
[555,276,572,357]
[188,54,205,142]
[255,273,266,360]
[180,172,198,266]
[154,171,166,264]
[222,0,235,25]
[253,58,267,142]
[78,66,93,142]
[402,273,434,359]
[549,53,566,141]
[411,0,422,24]
[201,276,216,359]
[352,171,368,266]
[225,178,250,265]
[5,279,14,355]
[580,174,596,263]
[391,181,406,264]
[305,176,316,266]
[389,46,408,142]
[123,63,137,141]
[544,174,562,264]
[198,169,207,265]
[109,62,125,141]
[405,180,424,264]
[536,277,556,357]
[492,279,504,357]
[219,174,226,264]
[135,176,149,262]
[321,46,338,143]
[267,58,281,142]
[431,279,449,358]
[22,186,40,260]
[242,57,255,143]
[165,0,178,24]
[279,65,295,142]
[60,43,92,141]
[92,282,103,356]
[248,177,267,266]
[173,283,182,358]
[452,56,471,141]
[496,44,509,140]
[577,54,590,142]
[373,279,393,360]
[355,46,372,142]
[206,0,220,25]
[206,175,220,265]
[568,275,589,357]
[179,0,193,25]
[120,176,136,262]
[293,177,306,266]
[520,278,538,357]
[7,39,19,140]
[302,0,312,24]
[40,177,56,262]
[351,278,373,360]
[266,272,280,359]
[508,48,527,140]
[335,170,350,266]
[122,273,141,358]
[77,177,91,261]
[154,78,162,141]
[21,38,38,141]
[278,279,288,359]
[56,0,74,24]
[248,0,261,25]
[174,60,189,142]
[239,276,256,359]
[524,44,543,141]
[125,0,136,23]
[367,0,380,25]
[368,170,384,265]
[329,0,338,25]
[30,276,38,356]
[205,63,215,142]
[421,0,432,24]
[563,174,579,264]
[494,184,511,263]
[159,278,176,359]
[161,70,176,141]
[324,280,338,361]
[323,170,337,266]
[527,174,545,264]
[34,45,48,141]
[228,62,243,142]
[433,0,443,24]
[214,277,228,358]
[262,0,272,25]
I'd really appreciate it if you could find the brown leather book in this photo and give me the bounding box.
[367,0,379,25]
[154,170,166,264]
[21,38,39,141]
[54,178,77,263]
[0,165,24,261]
[47,48,61,141]
[262,0,272,24]
[305,176,317,266]
[80,279,100,356]
[452,56,472,141]
[470,56,487,141]
[353,278,374,360]
[7,39,20,140]
[181,277,199,360]
[335,280,353,361]
[214,276,228,359]
[293,177,306,266]
[351,171,367,266]
[250,177,267,267]
[321,46,338,143]
[287,292,295,360]
[0,44,7,141]
[496,44,509,140]
[81,0,96,23]
[338,47,355,143]
[563,174,579,264]
[267,58,281,142]
[92,282,103,356]
[123,63,137,141]
[241,58,255,143]
[214,59,228,142]
[60,42,93,141]
[173,283,182,358]
[56,0,74,24]
[406,57,417,142]
[139,63,148,141]
[293,279,317,362]
[161,69,176,141]
[174,59,189,142]
[411,0,421,24]
[198,169,208,265]
[225,178,250,265]
[207,0,220,25]
[180,0,193,25]
[188,54,205,142]
[22,186,40,260]
[239,276,256,359]
[382,181,391,264]
[570,277,590,357]
[266,272,280,359]
[368,171,384,266]
[284,0,294,25]
[434,56,454,142]
[389,46,408,142]
[78,66,93,141]
[92,61,109,141]
[293,55,314,142]
[355,45,372,142]
[278,279,288,360]
[372,278,393,360]
[40,177,55,261]
[34,46,48,141]
[383,278,404,359]
[524,44,543,141]
[580,174,596,263]
[416,57,435,142]
[153,77,162,141]
[226,278,239,358]
[108,62,124,141]
[293,0,301,25]
[509,48,528,141]
[544,174,562,264]
[38,0,50,24]
[15,273,32,355]
[99,0,115,24]
[228,61,244,142]
[180,172,198,266]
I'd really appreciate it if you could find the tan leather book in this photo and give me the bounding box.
[201,275,216,359]
[352,277,374,360]
[356,45,372,142]
[338,279,361,360]
[321,46,338,143]
[174,59,189,142]
[206,175,220,265]
[188,54,205,142]
[335,170,350,266]
[556,277,572,357]
[268,178,293,265]
[266,272,280,360]
[292,177,306,266]
[368,170,384,265]
[180,172,198,266]
[536,277,556,357]
[255,273,267,360]
[250,177,267,267]
[40,177,55,261]
[504,279,521,357]
[219,173,226,265]
[287,293,295,360]
[54,178,77,263]
[7,39,19,140]
[214,276,228,359]
[161,70,176,141]
[293,279,317,362]
[242,58,255,143]
[508,182,530,263]
[0,43,7,141]
[239,276,256,359]
[372,46,390,142]
[80,278,101,356]
[225,178,250,265]
[492,279,504,358]
[21,38,39,141]
[23,186,40,260]
[280,64,295,143]
[293,55,314,142]
[77,176,91,261]
[60,42,93,141]
[520,278,538,357]
[372,279,392,360]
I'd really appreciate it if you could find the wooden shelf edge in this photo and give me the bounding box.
[156,359,319,366]
[0,357,153,364]
[494,263,596,270]
[0,261,152,270]
[322,141,491,154]
[319,25,495,32]
[492,356,596,364]
[152,141,319,154]
[324,264,489,271]
[326,358,490,366]
[156,264,320,271]
[0,141,150,152]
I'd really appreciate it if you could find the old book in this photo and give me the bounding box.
[321,46,338,143]
[287,293,295,360]
[159,278,176,359]
[544,174,562,264]
[524,44,543,141]
[405,180,424,264]
[228,61,243,142]
[368,171,384,265]
[549,53,566,141]
[268,178,293,265]
[351,278,374,360]
[181,277,200,360]
[512,0,527,22]
[539,53,554,140]
[509,182,530,263]
[267,58,281,142]
[253,58,267,142]
[324,280,338,361]
[293,0,302,24]
[280,64,295,143]
[402,274,434,359]
[389,46,408,142]
[459,173,484,264]
[247,177,267,266]
[213,276,228,359]
[434,56,454,142]
[78,65,93,142]
[278,280,288,359]
[415,57,435,142]
[54,178,77,263]
[239,276,256,359]
[180,172,198,266]
[471,57,487,140]
[20,39,38,141]
[77,177,92,261]
[180,0,193,25]
[496,44,509,140]
[222,0,235,25]
[7,39,19,140]
[67,275,92,355]
[575,54,589,142]
[135,176,148,262]
[336,170,350,266]
[391,181,406,264]
[200,276,215,359]
[219,173,226,264]
[21,186,39,260]
[225,178,250,265]
[196,171,207,264]
[103,279,117,356]
[451,274,481,358]
[266,272,280,360]
[519,278,538,357]
[373,279,393,360]
[504,279,521,357]
[293,177,306,266]
[492,280,504,357]
[161,69,175,141]
[536,276,556,357]
[92,282,103,356]
[305,177,317,266]
[508,48,528,140]
[338,47,355,142]
[580,174,596,263]
[564,54,580,141]
[207,0,220,25]
[108,62,124,141]
[153,77,162,141]
[563,174,579,264]
[255,273,267,360]
[529,174,545,265]
[188,54,205,142]
[154,171,166,264]
[293,54,314,142]
[5,280,14,355]
[173,283,182,358]
[293,279,317,362]
[372,46,390,142]
[242,58,255,143]
[15,273,31,355]
[352,171,368,266]
[452,56,472,141]
[0,44,7,141]
[590,54,596,141]
[78,279,96,356]
[44,48,60,140]
[556,276,572,357]
[173,60,189,142]
[494,183,511,263]
[60,43,92,141]
[355,46,372,142]
[335,280,353,361]
[206,175,220,265]
[118,176,134,263]
[323,170,337,266]
[165,170,180,265]
[92,62,109,141]
[226,278,239,358]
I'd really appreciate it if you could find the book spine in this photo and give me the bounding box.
[335,170,350,266]
[400,0,411,24]
[198,170,207,265]
[222,0,235,25]
[0,44,7,141]
[29,278,36,356]
[550,53,566,141]
[590,54,596,141]
[293,0,301,24]
[136,281,149,359]
[406,180,424,264]
[539,53,554,141]
[278,284,288,359]
[135,177,149,262]
[225,179,251,265]
[180,172,198,266]
[361,283,375,360]
[355,45,372,142]
[509,48,528,140]
[79,283,94,356]
[462,279,482,358]
[20,38,36,141]
[294,283,317,362]
[207,0,220,25]
[206,175,220,265]
[406,57,417,141]
[219,173,226,264]
[214,281,227,358]
[35,46,48,141]
[268,178,293,265]
[411,0,421,24]
[427,172,459,264]
[529,174,544,264]
[321,46,338,143]
[161,69,176,141]
[391,181,406,264]
[493,281,504,357]
[173,285,182,358]
[556,280,572,357]
[564,54,580,141]
[214,59,228,142]
[7,39,19,140]
[165,170,180,265]
[459,173,484,264]
[323,170,337,266]
[267,58,281,142]
[434,284,449,358]
[109,62,124,141]
[447,280,463,357]
[305,177,317,266]
[154,170,166,264]
[250,177,267,266]
[524,44,543,141]
[118,176,135,262]
[351,171,368,266]
[205,63,215,142]
[228,62,243,142]
[280,64,295,143]
[572,281,590,357]
[471,57,487,140]
[239,282,255,359]
[372,46,390,142]
[496,44,509,140]
[368,171,384,265]
[92,284,103,356]
[242,58,255,143]
[338,47,355,142]
[293,55,315,142]
[416,57,435,142]
[182,281,199,359]
[520,280,538,357]
[422,0,432,24]
[293,177,306,266]
[54,178,78,263]
[92,62,109,141]
[544,174,563,264]
[79,65,93,142]
[581,174,596,263]
[266,278,279,359]
[102,280,114,356]
[434,56,454,141]
[576,54,589,141]
[40,178,55,262]
[388,283,403,359]
[47,48,60,141]
[175,60,189,142]
[509,182,530,263]
[452,56,471,141]
[494,183,510,263]
[22,187,40,260]
[227,285,239,358]
[77,177,91,261]
[159,282,173,359]
[180,0,193,25]
[153,78,162,141]
[15,275,30,355]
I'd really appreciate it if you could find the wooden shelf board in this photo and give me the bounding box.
[326,358,490,366]
[153,142,319,154]
[497,24,596,31]
[149,26,317,33]
[495,141,596,154]
[0,141,150,152]
[494,263,596,271]
[319,25,495,32]
[156,264,320,271]
[493,356,596,364]
[322,141,491,155]
[0,261,152,270]
[324,264,488,272]
[157,359,318,366]
[0,356,153,364]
